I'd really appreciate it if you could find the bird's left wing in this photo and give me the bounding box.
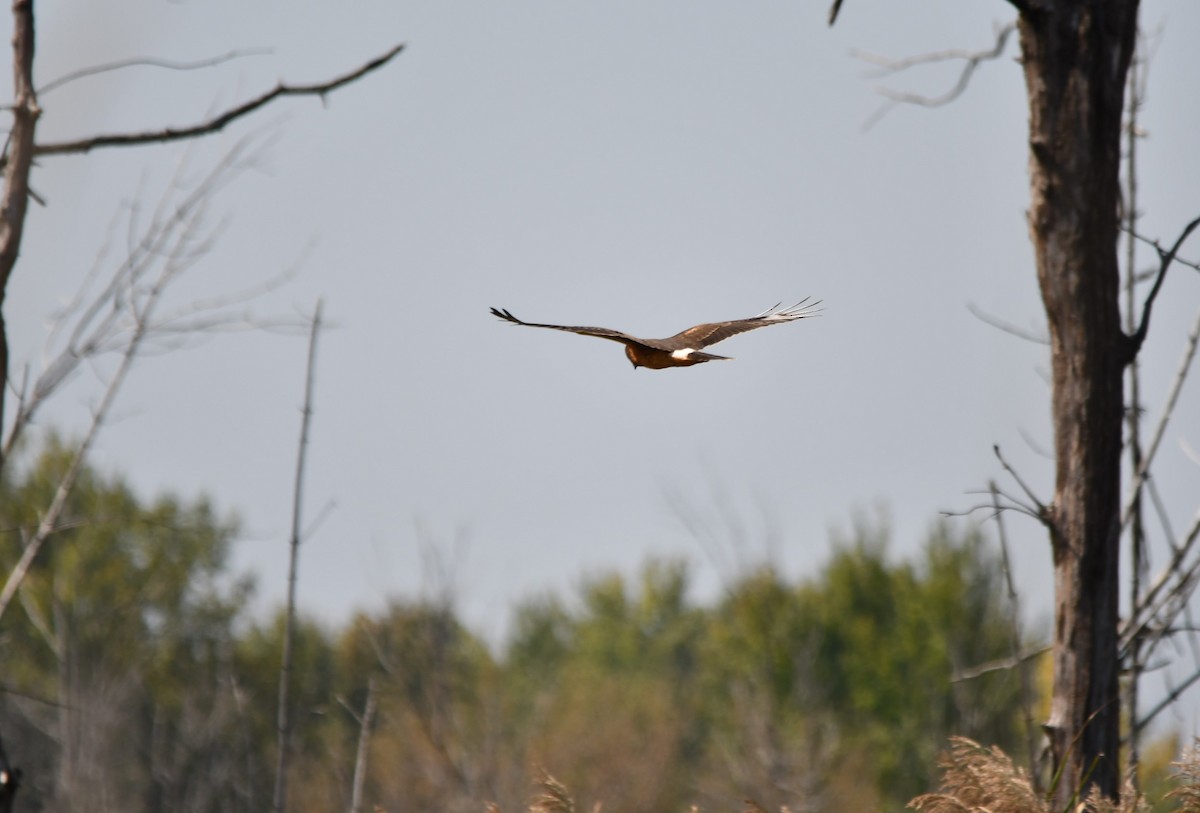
[490,307,640,345]
[669,299,823,349]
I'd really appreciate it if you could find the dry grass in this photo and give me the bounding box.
[908,737,1046,813]
[485,740,1200,813]
[1168,744,1200,812]
[908,737,1157,813]
[488,769,579,813]
[529,770,577,813]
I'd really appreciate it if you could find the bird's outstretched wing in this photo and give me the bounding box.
[667,299,823,349]
[490,307,642,346]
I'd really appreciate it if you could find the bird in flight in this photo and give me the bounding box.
[490,299,822,369]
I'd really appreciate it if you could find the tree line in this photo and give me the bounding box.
[0,441,1054,813]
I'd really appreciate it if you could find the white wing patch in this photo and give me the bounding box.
[670,348,696,360]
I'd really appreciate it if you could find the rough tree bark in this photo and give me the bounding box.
[831,0,1143,803]
[0,0,40,473]
[1013,0,1139,805]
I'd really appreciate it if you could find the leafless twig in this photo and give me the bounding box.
[1128,215,1200,358]
[993,445,1049,521]
[967,302,1049,345]
[1134,665,1200,735]
[0,142,258,624]
[2,134,291,463]
[1122,509,1200,657]
[988,481,1042,786]
[951,645,1050,682]
[1121,304,1200,534]
[1122,227,1200,273]
[855,21,1016,129]
[37,48,273,96]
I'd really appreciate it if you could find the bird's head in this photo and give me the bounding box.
[624,345,640,369]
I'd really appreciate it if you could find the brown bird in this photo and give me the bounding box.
[490,299,822,370]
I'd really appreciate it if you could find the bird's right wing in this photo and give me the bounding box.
[490,307,640,345]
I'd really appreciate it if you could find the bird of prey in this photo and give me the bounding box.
[490,299,822,370]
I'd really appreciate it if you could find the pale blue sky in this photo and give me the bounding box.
[6,0,1199,690]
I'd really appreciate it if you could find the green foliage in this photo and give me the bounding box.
[796,520,1024,803]
[0,437,251,813]
[0,442,1046,813]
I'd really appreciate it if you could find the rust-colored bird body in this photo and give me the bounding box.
[490,300,822,369]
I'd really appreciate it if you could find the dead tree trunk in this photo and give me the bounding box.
[1014,0,1139,804]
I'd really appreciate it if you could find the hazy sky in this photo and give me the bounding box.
[6,0,1199,682]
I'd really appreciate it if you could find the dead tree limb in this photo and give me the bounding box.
[967,302,1049,345]
[854,21,1016,128]
[0,141,258,625]
[273,299,324,813]
[37,48,273,96]
[0,0,41,475]
[827,0,845,26]
[1122,227,1200,273]
[1120,304,1200,534]
[348,677,378,813]
[1,134,290,464]
[992,444,1049,522]
[30,44,404,161]
[989,481,1042,787]
[1127,215,1200,360]
[1134,665,1200,736]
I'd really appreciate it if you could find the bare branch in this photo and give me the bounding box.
[27,44,404,161]
[1122,226,1200,273]
[1120,304,1200,534]
[1128,215,1200,359]
[37,48,273,96]
[0,138,311,630]
[348,677,377,813]
[1017,426,1053,460]
[1135,666,1200,735]
[273,299,324,813]
[1146,476,1177,552]
[993,444,1049,520]
[855,21,1016,128]
[942,495,1044,523]
[2,134,280,462]
[827,0,845,26]
[952,645,1050,682]
[967,302,1049,345]
[1123,510,1200,657]
[989,480,1041,782]
[0,245,157,622]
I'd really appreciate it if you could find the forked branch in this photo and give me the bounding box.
[855,21,1016,128]
[1127,214,1200,360]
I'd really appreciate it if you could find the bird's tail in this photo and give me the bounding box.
[692,351,732,363]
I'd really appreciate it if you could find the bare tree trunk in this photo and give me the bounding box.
[0,0,41,476]
[1014,1,1140,804]
[273,300,324,813]
[349,678,377,813]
